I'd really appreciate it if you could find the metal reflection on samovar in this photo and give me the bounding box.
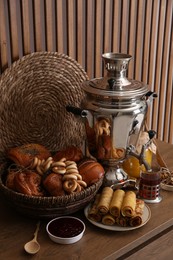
[67,53,157,189]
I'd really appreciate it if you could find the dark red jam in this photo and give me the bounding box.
[48,217,84,238]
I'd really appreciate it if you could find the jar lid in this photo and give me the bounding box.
[82,53,149,100]
[82,77,148,100]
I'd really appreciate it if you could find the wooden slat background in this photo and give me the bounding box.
[0,0,173,143]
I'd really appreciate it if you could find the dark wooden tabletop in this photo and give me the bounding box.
[0,140,173,260]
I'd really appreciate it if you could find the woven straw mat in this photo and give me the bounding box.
[0,52,89,160]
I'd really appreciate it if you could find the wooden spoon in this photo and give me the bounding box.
[24,221,40,254]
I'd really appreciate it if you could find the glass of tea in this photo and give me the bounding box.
[138,169,162,203]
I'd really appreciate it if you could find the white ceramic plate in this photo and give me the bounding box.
[84,203,151,231]
[160,182,173,191]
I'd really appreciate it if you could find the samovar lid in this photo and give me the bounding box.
[82,53,148,100]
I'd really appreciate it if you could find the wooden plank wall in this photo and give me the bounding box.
[0,0,173,143]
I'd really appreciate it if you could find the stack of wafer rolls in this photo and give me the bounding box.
[88,188,145,227]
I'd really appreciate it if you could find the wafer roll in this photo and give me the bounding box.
[116,216,129,227]
[129,199,145,227]
[102,213,116,226]
[88,194,102,222]
[109,189,125,217]
[135,199,145,215]
[97,187,113,214]
[129,216,142,227]
[121,191,136,217]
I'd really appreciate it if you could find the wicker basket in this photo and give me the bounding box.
[0,52,103,218]
[0,165,103,219]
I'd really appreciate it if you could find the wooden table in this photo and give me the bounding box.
[1,140,173,260]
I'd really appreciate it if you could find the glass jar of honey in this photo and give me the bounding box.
[122,148,153,178]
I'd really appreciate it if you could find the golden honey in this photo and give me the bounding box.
[122,149,153,178]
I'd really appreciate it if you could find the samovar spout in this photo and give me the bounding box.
[126,130,156,171]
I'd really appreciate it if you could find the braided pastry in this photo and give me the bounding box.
[7,143,51,168]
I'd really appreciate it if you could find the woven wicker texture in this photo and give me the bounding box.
[0,52,89,160]
[0,166,103,219]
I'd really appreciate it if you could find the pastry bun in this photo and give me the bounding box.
[10,170,43,196]
[53,145,83,162]
[78,158,105,186]
[5,170,17,191]
[43,173,65,196]
[7,143,51,167]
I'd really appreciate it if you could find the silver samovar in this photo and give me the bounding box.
[67,53,157,189]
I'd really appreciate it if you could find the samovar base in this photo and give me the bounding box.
[103,164,137,190]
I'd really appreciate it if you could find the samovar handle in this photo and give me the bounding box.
[145,91,157,104]
[66,105,88,118]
